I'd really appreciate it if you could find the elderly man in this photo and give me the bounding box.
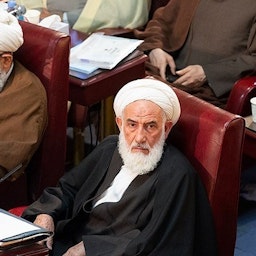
[0,11,47,181]
[135,0,256,108]
[22,78,217,256]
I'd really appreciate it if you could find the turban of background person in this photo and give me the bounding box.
[0,11,24,52]
[114,78,181,125]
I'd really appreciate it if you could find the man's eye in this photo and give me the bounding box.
[128,123,136,127]
[147,124,156,129]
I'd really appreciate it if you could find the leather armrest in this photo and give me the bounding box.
[226,75,256,116]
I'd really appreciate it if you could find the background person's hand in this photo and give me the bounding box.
[149,48,176,80]
[174,65,207,88]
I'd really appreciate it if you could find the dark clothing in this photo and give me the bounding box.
[23,135,217,255]
[136,0,256,108]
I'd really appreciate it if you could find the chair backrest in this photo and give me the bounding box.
[0,21,70,209]
[168,88,245,256]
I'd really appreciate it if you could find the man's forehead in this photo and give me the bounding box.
[125,99,161,110]
[123,101,163,122]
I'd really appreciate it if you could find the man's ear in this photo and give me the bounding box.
[115,117,122,131]
[164,120,173,138]
[2,54,13,71]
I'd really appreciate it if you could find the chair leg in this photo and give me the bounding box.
[71,104,89,165]
[73,127,85,165]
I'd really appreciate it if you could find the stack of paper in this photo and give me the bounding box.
[70,33,143,74]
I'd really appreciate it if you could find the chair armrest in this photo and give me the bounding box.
[9,206,27,216]
[226,75,256,116]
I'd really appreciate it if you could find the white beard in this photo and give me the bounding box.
[0,69,7,92]
[118,129,166,175]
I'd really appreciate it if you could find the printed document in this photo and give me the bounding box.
[70,33,143,72]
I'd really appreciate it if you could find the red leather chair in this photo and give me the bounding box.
[226,76,256,172]
[0,21,70,210]
[169,88,245,256]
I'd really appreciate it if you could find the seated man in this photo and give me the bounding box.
[135,0,256,108]
[0,11,47,181]
[22,78,217,256]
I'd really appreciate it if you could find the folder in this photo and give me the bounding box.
[0,209,52,250]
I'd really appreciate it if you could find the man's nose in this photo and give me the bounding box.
[135,127,146,143]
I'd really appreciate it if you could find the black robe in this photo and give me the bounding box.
[23,135,217,255]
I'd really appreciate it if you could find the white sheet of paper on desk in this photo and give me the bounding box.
[0,209,52,249]
[70,41,99,74]
[0,212,40,240]
[77,33,144,70]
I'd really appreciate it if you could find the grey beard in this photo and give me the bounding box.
[0,70,7,92]
[118,130,165,175]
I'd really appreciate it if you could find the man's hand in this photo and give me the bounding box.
[63,241,86,256]
[149,48,176,80]
[175,65,207,88]
[34,214,55,250]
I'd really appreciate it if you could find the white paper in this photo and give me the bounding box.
[0,212,40,240]
[70,42,98,74]
[76,33,143,70]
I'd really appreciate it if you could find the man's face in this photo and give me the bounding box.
[116,100,171,155]
[116,100,173,174]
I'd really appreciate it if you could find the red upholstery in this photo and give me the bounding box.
[226,75,256,116]
[0,22,70,210]
[169,88,245,256]
[226,76,256,174]
[9,206,27,217]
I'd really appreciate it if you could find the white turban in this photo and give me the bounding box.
[0,11,24,52]
[114,78,181,125]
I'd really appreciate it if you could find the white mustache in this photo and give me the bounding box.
[131,143,150,150]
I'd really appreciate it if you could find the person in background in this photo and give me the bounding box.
[22,78,217,256]
[16,0,151,33]
[0,11,47,181]
[135,0,256,108]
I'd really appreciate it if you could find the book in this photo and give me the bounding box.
[70,33,143,72]
[0,209,52,250]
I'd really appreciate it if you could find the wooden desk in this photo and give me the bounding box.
[68,30,147,162]
[69,29,147,107]
[0,244,49,256]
